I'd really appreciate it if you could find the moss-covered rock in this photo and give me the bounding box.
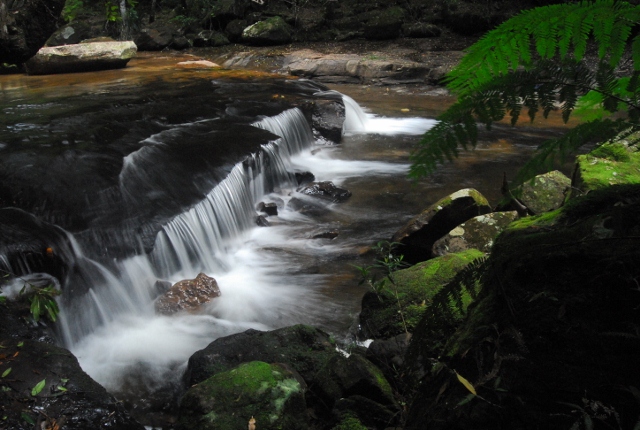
[178,361,307,430]
[572,140,640,193]
[432,211,519,257]
[241,16,292,46]
[359,248,485,338]
[405,184,640,430]
[392,188,491,264]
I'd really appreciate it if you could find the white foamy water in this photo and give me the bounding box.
[342,93,437,135]
[4,97,437,396]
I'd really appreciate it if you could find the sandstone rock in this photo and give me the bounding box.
[178,361,308,430]
[24,41,137,75]
[154,272,221,315]
[300,181,351,203]
[242,16,292,46]
[432,211,519,257]
[176,60,221,68]
[391,188,491,264]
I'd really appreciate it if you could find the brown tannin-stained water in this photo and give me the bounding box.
[0,53,575,426]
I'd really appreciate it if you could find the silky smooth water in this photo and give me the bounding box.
[0,53,571,425]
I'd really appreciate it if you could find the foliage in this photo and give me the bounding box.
[354,241,410,333]
[21,285,60,323]
[410,0,640,185]
[62,0,84,22]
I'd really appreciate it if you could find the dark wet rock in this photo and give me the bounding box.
[300,181,351,203]
[294,171,315,186]
[363,7,405,41]
[178,361,308,430]
[225,19,249,42]
[0,0,65,64]
[391,188,491,264]
[404,185,640,429]
[193,30,230,47]
[170,35,192,50]
[359,249,484,339]
[135,27,174,51]
[286,197,329,216]
[0,339,144,430]
[333,395,398,429]
[311,99,345,144]
[312,230,339,240]
[24,41,137,75]
[242,16,292,46]
[0,208,76,283]
[185,324,337,387]
[402,23,442,38]
[257,201,278,216]
[153,279,172,297]
[46,22,94,47]
[365,333,412,381]
[432,211,519,257]
[154,272,221,315]
[315,354,399,425]
[256,214,271,227]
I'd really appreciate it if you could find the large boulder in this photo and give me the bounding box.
[405,184,640,429]
[178,361,308,430]
[311,98,345,144]
[432,211,519,257]
[242,16,292,46]
[24,41,137,75]
[359,249,484,339]
[154,272,221,315]
[185,325,338,387]
[0,0,66,64]
[501,170,571,214]
[0,339,144,430]
[391,188,491,264]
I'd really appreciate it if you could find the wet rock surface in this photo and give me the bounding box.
[154,272,221,315]
[299,181,352,203]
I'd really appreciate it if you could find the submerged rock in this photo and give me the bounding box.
[299,181,352,203]
[25,41,137,75]
[154,272,221,315]
[391,188,491,264]
[432,211,519,257]
[178,361,308,430]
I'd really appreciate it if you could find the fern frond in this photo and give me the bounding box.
[445,0,640,98]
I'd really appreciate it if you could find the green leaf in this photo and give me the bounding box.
[20,412,35,425]
[31,379,46,396]
[17,341,23,348]
[1,368,11,378]
[56,385,68,392]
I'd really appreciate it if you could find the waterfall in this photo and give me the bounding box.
[55,109,313,382]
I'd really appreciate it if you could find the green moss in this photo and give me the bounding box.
[332,415,368,430]
[575,147,640,192]
[506,208,562,231]
[361,249,484,337]
[590,142,632,162]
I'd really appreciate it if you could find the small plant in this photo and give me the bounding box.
[355,241,410,333]
[20,285,60,323]
[61,0,83,22]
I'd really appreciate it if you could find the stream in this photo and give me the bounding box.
[0,52,573,426]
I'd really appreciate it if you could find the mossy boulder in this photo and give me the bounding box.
[185,324,337,387]
[520,170,571,214]
[392,188,491,264]
[359,249,485,339]
[572,139,640,194]
[405,184,640,429]
[241,16,292,46]
[432,211,519,257]
[178,361,307,430]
